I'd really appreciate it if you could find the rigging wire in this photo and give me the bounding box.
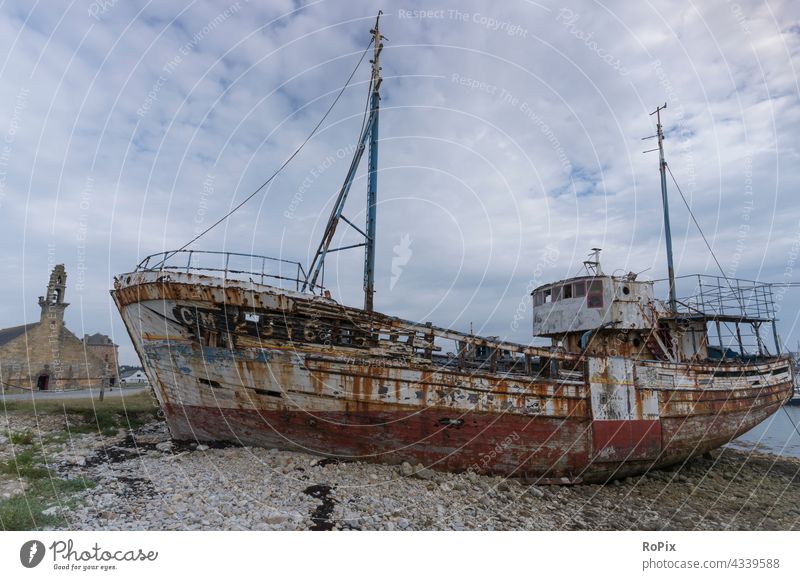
[666,166,800,413]
[162,37,375,263]
[665,163,747,312]
[666,163,729,281]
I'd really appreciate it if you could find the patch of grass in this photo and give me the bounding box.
[3,391,161,435]
[71,406,158,436]
[2,390,158,415]
[9,431,34,445]
[42,431,70,444]
[0,450,50,480]
[0,478,95,530]
[0,494,60,530]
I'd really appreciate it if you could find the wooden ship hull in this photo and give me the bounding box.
[112,269,794,483]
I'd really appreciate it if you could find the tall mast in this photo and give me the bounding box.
[302,13,385,302]
[364,11,383,312]
[651,103,677,311]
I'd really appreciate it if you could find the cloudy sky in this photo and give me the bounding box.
[0,0,798,364]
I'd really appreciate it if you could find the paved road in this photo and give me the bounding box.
[0,386,149,401]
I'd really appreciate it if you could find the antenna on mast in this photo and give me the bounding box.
[583,248,603,276]
[642,102,677,312]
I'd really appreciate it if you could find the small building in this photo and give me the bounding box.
[120,369,149,385]
[0,265,119,391]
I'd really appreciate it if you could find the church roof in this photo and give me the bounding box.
[84,332,115,346]
[0,322,39,347]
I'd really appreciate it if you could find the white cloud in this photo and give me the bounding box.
[0,0,798,364]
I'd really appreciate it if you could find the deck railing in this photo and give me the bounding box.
[136,250,324,293]
[655,274,776,321]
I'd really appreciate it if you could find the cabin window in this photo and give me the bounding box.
[587,280,604,308]
[562,284,573,299]
[543,289,552,303]
[552,286,561,301]
[573,281,586,298]
[533,291,544,306]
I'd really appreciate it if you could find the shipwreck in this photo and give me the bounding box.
[112,14,794,483]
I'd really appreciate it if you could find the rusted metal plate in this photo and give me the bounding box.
[591,419,661,462]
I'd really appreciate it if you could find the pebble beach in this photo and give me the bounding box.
[2,408,798,531]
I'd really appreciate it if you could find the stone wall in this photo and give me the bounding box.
[0,324,109,391]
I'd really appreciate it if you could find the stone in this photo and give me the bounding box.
[399,462,414,477]
[196,444,209,451]
[527,486,545,499]
[265,512,289,525]
[412,464,435,480]
[155,441,173,452]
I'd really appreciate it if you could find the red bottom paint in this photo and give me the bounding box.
[592,420,662,462]
[161,400,784,483]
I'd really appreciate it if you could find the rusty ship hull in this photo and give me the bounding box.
[112,269,794,483]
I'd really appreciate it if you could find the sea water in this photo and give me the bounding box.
[729,404,800,458]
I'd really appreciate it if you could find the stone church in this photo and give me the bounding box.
[0,265,119,391]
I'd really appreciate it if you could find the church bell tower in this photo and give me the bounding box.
[39,264,69,329]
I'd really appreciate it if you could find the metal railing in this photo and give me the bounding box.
[655,274,776,321]
[136,250,324,293]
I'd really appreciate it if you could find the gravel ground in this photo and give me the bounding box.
[2,414,799,531]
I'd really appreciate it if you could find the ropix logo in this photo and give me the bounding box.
[20,540,46,568]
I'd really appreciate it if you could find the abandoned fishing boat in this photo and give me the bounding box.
[112,15,794,483]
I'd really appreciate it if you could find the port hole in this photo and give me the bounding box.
[198,377,222,388]
[622,286,630,295]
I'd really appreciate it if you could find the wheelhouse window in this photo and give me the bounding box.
[574,281,586,298]
[562,284,573,299]
[587,279,604,308]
